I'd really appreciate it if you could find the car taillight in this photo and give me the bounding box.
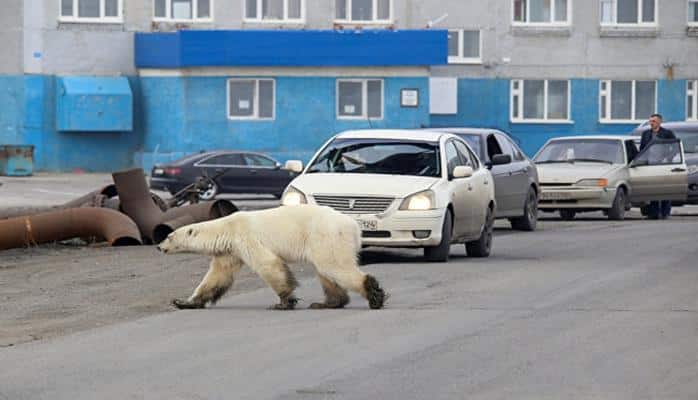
[164,167,181,176]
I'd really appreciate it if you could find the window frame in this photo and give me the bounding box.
[59,0,123,23]
[226,78,276,121]
[152,0,214,23]
[244,0,306,23]
[510,79,572,123]
[599,79,657,124]
[447,29,483,65]
[689,0,698,26]
[511,0,572,26]
[336,79,384,120]
[334,0,394,24]
[688,80,698,121]
[599,0,657,27]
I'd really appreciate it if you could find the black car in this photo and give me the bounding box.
[426,128,540,231]
[630,121,698,205]
[149,150,298,199]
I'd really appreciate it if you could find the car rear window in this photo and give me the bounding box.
[307,138,441,177]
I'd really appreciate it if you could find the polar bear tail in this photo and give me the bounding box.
[363,274,386,309]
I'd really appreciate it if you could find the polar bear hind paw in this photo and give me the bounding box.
[364,275,387,310]
[269,295,299,310]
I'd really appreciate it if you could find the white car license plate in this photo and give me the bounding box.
[153,168,164,175]
[541,191,572,200]
[356,219,378,231]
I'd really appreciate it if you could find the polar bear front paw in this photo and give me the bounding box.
[172,298,206,309]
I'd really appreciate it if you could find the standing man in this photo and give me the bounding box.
[640,113,676,219]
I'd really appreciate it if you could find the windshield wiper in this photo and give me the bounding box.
[567,158,614,164]
[535,160,569,164]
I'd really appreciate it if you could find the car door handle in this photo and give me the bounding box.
[484,179,489,185]
[671,168,686,172]
[468,184,473,191]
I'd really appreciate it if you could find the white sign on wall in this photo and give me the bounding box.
[429,77,458,115]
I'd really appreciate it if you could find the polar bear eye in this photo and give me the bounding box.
[187,229,193,236]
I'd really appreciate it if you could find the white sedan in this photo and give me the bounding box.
[281,129,504,262]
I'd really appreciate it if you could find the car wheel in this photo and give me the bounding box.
[510,186,538,231]
[198,180,219,201]
[607,188,627,221]
[466,207,494,258]
[559,210,576,221]
[423,210,452,263]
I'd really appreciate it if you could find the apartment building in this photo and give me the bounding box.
[0,0,696,171]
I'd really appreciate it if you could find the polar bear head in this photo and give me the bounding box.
[157,217,238,256]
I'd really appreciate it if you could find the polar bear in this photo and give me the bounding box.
[158,205,386,310]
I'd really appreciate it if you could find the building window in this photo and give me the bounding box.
[154,0,212,21]
[447,30,482,64]
[335,0,392,23]
[337,79,383,120]
[511,80,570,122]
[245,0,304,22]
[599,80,656,122]
[689,0,698,25]
[688,80,698,120]
[513,0,570,24]
[60,0,122,22]
[227,79,275,120]
[600,0,656,25]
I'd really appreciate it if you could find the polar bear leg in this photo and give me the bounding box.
[243,249,299,310]
[313,256,387,309]
[172,256,242,309]
[309,274,350,309]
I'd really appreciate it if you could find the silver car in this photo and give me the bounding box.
[535,135,688,220]
[427,128,539,231]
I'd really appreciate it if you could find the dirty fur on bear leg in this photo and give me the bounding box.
[364,274,386,309]
[267,266,300,310]
[310,275,350,309]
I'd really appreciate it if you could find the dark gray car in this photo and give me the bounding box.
[630,121,698,205]
[427,128,540,231]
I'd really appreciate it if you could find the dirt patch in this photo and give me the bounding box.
[0,243,317,347]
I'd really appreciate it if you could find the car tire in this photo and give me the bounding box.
[424,210,452,263]
[559,209,576,220]
[198,180,219,201]
[466,207,494,258]
[607,188,627,221]
[510,186,538,231]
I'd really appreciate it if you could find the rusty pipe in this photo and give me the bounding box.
[113,168,237,244]
[152,200,238,243]
[0,207,142,251]
[0,185,118,220]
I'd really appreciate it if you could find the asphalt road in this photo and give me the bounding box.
[1,206,697,399]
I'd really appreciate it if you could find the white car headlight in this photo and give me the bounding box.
[281,186,307,206]
[576,178,608,188]
[687,165,698,175]
[399,190,435,211]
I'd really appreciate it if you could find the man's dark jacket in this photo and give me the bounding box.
[640,127,676,151]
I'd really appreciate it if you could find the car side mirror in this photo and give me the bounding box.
[284,160,304,173]
[274,162,282,170]
[491,154,512,166]
[630,158,649,168]
[452,166,474,179]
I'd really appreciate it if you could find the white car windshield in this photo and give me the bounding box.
[307,139,441,177]
[535,139,624,164]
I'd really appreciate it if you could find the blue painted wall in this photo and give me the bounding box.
[0,74,143,172]
[135,30,448,68]
[430,78,687,157]
[136,75,430,172]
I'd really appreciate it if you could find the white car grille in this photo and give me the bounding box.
[313,195,394,214]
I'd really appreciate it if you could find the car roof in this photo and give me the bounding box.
[546,135,629,141]
[169,150,275,165]
[335,129,447,142]
[424,127,502,136]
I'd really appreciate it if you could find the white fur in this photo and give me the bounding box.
[159,205,371,307]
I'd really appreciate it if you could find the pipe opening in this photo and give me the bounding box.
[112,237,143,247]
[153,225,174,244]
